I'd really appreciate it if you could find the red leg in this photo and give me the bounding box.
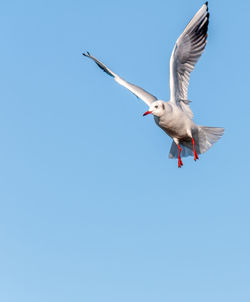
[177,144,183,168]
[192,138,199,161]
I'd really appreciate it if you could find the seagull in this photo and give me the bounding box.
[83,2,224,168]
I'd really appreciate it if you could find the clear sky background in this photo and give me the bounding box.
[0,0,249,301]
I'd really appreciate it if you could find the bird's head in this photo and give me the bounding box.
[143,100,166,117]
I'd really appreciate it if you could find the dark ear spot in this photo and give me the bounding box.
[162,104,165,110]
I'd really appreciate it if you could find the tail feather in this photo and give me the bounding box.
[169,142,193,158]
[168,126,224,159]
[196,126,224,154]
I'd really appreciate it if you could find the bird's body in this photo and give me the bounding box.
[154,102,194,140]
[83,2,224,167]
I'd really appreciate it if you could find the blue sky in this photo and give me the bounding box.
[0,0,249,301]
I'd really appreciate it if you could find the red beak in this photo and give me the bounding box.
[143,110,152,116]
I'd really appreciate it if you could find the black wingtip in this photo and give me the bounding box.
[82,51,91,57]
[205,1,208,7]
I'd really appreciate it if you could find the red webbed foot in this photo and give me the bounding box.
[192,138,199,161]
[178,157,183,168]
[194,150,199,161]
[177,143,183,168]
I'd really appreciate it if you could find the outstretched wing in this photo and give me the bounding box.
[169,2,209,119]
[83,52,157,106]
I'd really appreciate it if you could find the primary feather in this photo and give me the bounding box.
[169,2,209,119]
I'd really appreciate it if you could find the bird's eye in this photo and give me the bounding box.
[155,105,158,109]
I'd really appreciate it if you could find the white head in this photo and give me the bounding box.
[143,100,166,117]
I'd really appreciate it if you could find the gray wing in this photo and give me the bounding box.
[83,52,157,106]
[169,2,209,119]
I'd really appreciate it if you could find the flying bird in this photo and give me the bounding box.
[83,2,224,168]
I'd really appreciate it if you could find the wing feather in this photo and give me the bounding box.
[83,52,157,106]
[169,2,209,119]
